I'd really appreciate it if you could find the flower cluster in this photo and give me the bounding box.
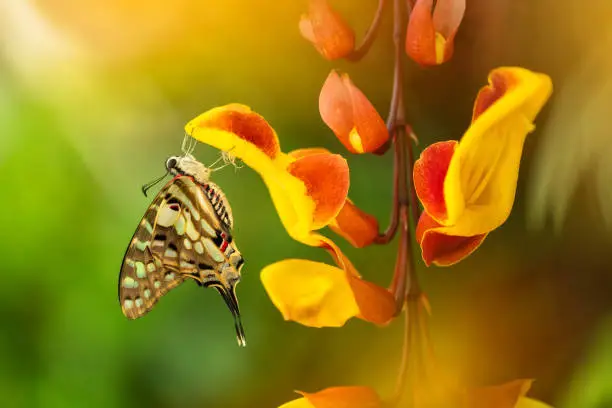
[186,0,553,406]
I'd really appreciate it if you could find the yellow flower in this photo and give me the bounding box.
[413,67,553,266]
[186,104,395,327]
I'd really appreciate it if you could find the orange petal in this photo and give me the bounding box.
[316,233,360,277]
[463,379,533,408]
[299,0,355,60]
[416,212,487,266]
[432,0,466,62]
[329,199,379,248]
[287,153,350,229]
[405,0,438,66]
[311,233,395,325]
[347,274,396,325]
[413,140,458,223]
[185,103,280,160]
[319,71,389,154]
[406,0,464,66]
[472,68,519,122]
[301,386,383,408]
[289,147,331,159]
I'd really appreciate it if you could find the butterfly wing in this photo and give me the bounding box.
[119,176,231,319]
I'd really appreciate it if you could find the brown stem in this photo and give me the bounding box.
[388,128,409,311]
[375,0,406,244]
[347,0,387,62]
[386,0,425,405]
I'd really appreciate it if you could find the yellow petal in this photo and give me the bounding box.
[279,397,315,408]
[443,67,553,236]
[434,32,446,64]
[260,259,359,327]
[515,398,554,408]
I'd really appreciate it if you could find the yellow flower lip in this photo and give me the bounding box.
[413,67,553,266]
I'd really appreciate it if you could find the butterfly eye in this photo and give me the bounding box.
[166,157,178,170]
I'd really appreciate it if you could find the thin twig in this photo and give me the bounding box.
[347,0,387,62]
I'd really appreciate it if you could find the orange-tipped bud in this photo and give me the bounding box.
[319,71,389,154]
[299,0,355,60]
[405,0,465,66]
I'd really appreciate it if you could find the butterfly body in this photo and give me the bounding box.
[119,154,246,346]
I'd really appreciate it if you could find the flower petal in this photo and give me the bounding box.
[443,67,553,236]
[261,259,395,327]
[406,0,464,65]
[299,0,355,60]
[463,379,533,408]
[319,71,389,154]
[405,0,437,66]
[279,398,314,408]
[515,398,554,408]
[185,103,280,162]
[300,386,383,408]
[413,140,458,224]
[416,212,486,266]
[329,199,379,248]
[432,0,466,40]
[432,0,465,62]
[347,273,396,325]
[261,259,359,327]
[287,152,349,229]
[289,147,331,159]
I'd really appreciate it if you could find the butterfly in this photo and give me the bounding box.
[119,148,246,346]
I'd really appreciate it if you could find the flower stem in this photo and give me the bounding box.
[384,0,425,404]
[375,0,406,245]
[347,0,387,62]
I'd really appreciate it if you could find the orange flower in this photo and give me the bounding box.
[277,297,553,408]
[405,0,466,66]
[279,384,550,408]
[413,67,553,266]
[185,104,395,327]
[319,71,389,154]
[279,386,383,408]
[299,0,355,60]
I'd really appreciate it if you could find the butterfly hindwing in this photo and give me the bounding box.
[119,176,232,319]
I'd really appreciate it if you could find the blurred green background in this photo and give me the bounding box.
[1,1,611,407]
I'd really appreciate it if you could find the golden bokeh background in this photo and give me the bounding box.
[1,1,611,407]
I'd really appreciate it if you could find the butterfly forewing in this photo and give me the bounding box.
[119,176,234,319]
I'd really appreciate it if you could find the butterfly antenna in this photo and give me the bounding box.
[141,172,169,197]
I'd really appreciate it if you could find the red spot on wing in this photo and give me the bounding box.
[220,240,228,252]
